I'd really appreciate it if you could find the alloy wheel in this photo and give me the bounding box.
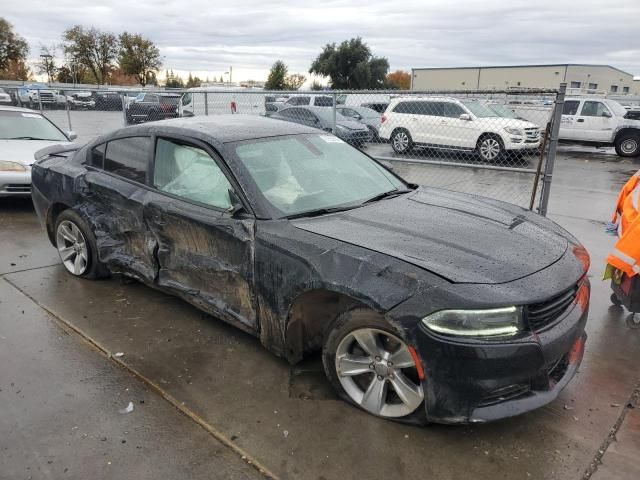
[56,220,89,275]
[393,131,410,152]
[335,328,424,417]
[480,137,501,161]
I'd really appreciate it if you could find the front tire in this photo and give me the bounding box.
[477,134,504,162]
[322,309,425,422]
[614,132,640,157]
[55,210,109,279]
[391,129,414,154]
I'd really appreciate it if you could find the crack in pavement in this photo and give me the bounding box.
[582,383,640,479]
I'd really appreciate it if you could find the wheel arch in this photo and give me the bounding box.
[614,127,640,143]
[283,288,384,364]
[46,202,73,246]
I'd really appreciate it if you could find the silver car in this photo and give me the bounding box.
[0,106,75,196]
[337,106,382,139]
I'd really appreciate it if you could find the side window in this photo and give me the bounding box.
[147,94,159,103]
[90,143,106,168]
[393,102,413,114]
[153,138,233,209]
[104,137,150,183]
[418,102,444,117]
[443,102,465,118]
[181,93,192,106]
[563,100,580,115]
[581,101,610,117]
[279,109,294,118]
[313,96,333,106]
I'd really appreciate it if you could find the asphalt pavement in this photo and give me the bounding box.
[1,149,639,480]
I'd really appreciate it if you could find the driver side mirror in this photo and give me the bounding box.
[227,189,244,216]
[601,110,612,118]
[67,131,78,141]
[459,113,472,121]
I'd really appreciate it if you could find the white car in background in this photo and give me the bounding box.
[379,97,541,161]
[0,88,12,105]
[0,106,76,197]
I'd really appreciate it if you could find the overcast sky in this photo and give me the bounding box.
[3,0,639,82]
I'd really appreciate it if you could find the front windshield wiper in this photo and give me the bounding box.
[6,136,60,141]
[361,188,413,205]
[284,204,359,220]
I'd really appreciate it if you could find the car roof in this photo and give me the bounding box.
[95,114,319,144]
[390,96,461,103]
[0,105,42,114]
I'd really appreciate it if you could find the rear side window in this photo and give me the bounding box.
[313,96,333,106]
[90,144,106,168]
[104,137,150,183]
[563,100,580,115]
[288,97,310,106]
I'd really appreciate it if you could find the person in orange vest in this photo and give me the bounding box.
[606,170,640,277]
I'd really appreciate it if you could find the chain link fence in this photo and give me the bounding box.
[0,82,564,213]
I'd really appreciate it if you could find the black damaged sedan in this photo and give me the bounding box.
[31,115,590,424]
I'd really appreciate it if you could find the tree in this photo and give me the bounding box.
[35,45,57,83]
[0,18,29,79]
[265,60,288,90]
[185,73,202,88]
[118,32,162,86]
[386,70,411,90]
[284,73,305,90]
[310,80,324,91]
[309,37,389,89]
[62,25,118,85]
[165,69,184,88]
[218,75,224,83]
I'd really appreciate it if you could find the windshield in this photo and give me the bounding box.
[353,107,380,118]
[485,103,517,119]
[607,100,628,117]
[0,111,68,141]
[312,108,348,122]
[461,101,499,118]
[231,133,405,217]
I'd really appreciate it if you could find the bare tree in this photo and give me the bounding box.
[35,45,57,83]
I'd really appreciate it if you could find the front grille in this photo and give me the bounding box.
[524,127,540,142]
[478,384,531,407]
[527,284,579,331]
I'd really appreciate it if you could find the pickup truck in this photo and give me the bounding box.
[560,97,640,157]
[17,84,66,109]
[125,93,180,124]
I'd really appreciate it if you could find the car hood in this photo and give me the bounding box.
[292,188,568,284]
[0,140,73,166]
[480,117,539,130]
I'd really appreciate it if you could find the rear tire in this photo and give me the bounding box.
[610,293,622,306]
[322,309,426,424]
[614,132,640,157]
[54,210,109,280]
[391,129,414,154]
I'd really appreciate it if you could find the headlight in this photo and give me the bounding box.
[504,127,524,136]
[0,161,27,172]
[422,306,523,337]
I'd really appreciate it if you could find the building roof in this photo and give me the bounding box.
[412,64,634,76]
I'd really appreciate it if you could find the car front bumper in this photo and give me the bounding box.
[0,169,31,196]
[411,280,589,424]
[336,129,373,145]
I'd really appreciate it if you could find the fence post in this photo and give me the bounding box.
[120,92,128,126]
[204,92,209,116]
[331,92,337,134]
[538,83,566,216]
[65,95,72,132]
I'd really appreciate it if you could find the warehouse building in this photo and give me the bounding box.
[411,64,637,93]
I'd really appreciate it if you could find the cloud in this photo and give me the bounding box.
[3,0,639,81]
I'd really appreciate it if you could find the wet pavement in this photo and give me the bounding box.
[1,152,639,479]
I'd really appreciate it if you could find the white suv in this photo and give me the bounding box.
[379,97,541,161]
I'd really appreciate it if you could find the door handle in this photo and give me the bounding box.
[577,119,584,123]
[152,211,166,226]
